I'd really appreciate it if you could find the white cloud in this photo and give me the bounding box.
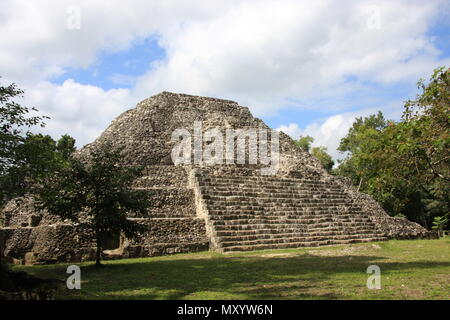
[0,0,449,147]
[277,123,303,142]
[277,103,405,160]
[277,115,356,161]
[24,80,133,147]
[133,0,450,115]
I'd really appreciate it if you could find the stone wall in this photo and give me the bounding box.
[119,218,209,258]
[2,225,96,264]
[1,217,209,264]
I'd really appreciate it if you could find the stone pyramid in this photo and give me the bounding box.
[0,92,433,264]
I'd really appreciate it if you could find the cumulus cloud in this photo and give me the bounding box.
[276,100,408,160]
[24,80,133,147]
[134,0,450,114]
[0,0,449,147]
[277,114,357,161]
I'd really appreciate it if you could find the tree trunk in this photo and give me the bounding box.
[0,232,15,292]
[95,236,102,267]
[357,177,363,192]
[0,229,8,273]
[0,253,6,272]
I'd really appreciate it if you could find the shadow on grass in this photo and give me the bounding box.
[23,253,450,300]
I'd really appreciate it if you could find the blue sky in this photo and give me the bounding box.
[1,0,449,159]
[52,37,166,90]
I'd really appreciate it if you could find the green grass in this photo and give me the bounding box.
[12,238,450,300]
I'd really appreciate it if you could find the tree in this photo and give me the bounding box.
[294,135,314,152]
[294,135,335,172]
[311,146,334,172]
[56,134,76,160]
[0,133,76,201]
[35,143,150,266]
[335,67,449,228]
[0,79,48,278]
[401,66,449,185]
[0,79,48,204]
[336,111,387,188]
[432,215,449,237]
[0,79,74,293]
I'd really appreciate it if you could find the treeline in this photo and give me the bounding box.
[296,67,449,230]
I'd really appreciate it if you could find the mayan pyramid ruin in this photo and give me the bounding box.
[0,92,434,265]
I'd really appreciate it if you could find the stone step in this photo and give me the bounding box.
[134,165,189,188]
[205,199,356,206]
[137,188,195,210]
[202,181,328,186]
[221,237,386,252]
[216,229,380,242]
[214,225,377,237]
[219,232,385,246]
[199,184,344,193]
[201,191,349,199]
[205,202,353,209]
[203,193,352,202]
[208,211,371,220]
[198,175,337,185]
[207,208,362,215]
[144,212,196,218]
[208,213,368,221]
[211,221,375,231]
[219,233,385,247]
[207,207,356,214]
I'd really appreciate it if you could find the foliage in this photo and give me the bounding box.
[0,79,49,205]
[294,135,334,172]
[35,143,150,266]
[0,79,51,274]
[432,216,448,232]
[0,133,76,202]
[335,111,387,186]
[294,135,314,152]
[311,146,334,172]
[56,134,76,161]
[335,68,450,228]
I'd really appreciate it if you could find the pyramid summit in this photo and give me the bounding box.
[0,92,434,264]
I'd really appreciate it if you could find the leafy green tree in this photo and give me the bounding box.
[0,133,76,205]
[35,143,150,266]
[432,215,449,237]
[0,80,48,204]
[56,134,76,160]
[311,146,334,172]
[0,79,48,277]
[400,66,449,185]
[294,135,335,172]
[336,111,387,189]
[335,67,449,228]
[294,135,314,152]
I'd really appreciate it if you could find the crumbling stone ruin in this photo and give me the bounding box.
[0,92,435,265]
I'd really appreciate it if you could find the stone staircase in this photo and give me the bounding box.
[196,173,387,252]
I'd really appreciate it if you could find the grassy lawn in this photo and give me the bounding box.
[12,238,450,300]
